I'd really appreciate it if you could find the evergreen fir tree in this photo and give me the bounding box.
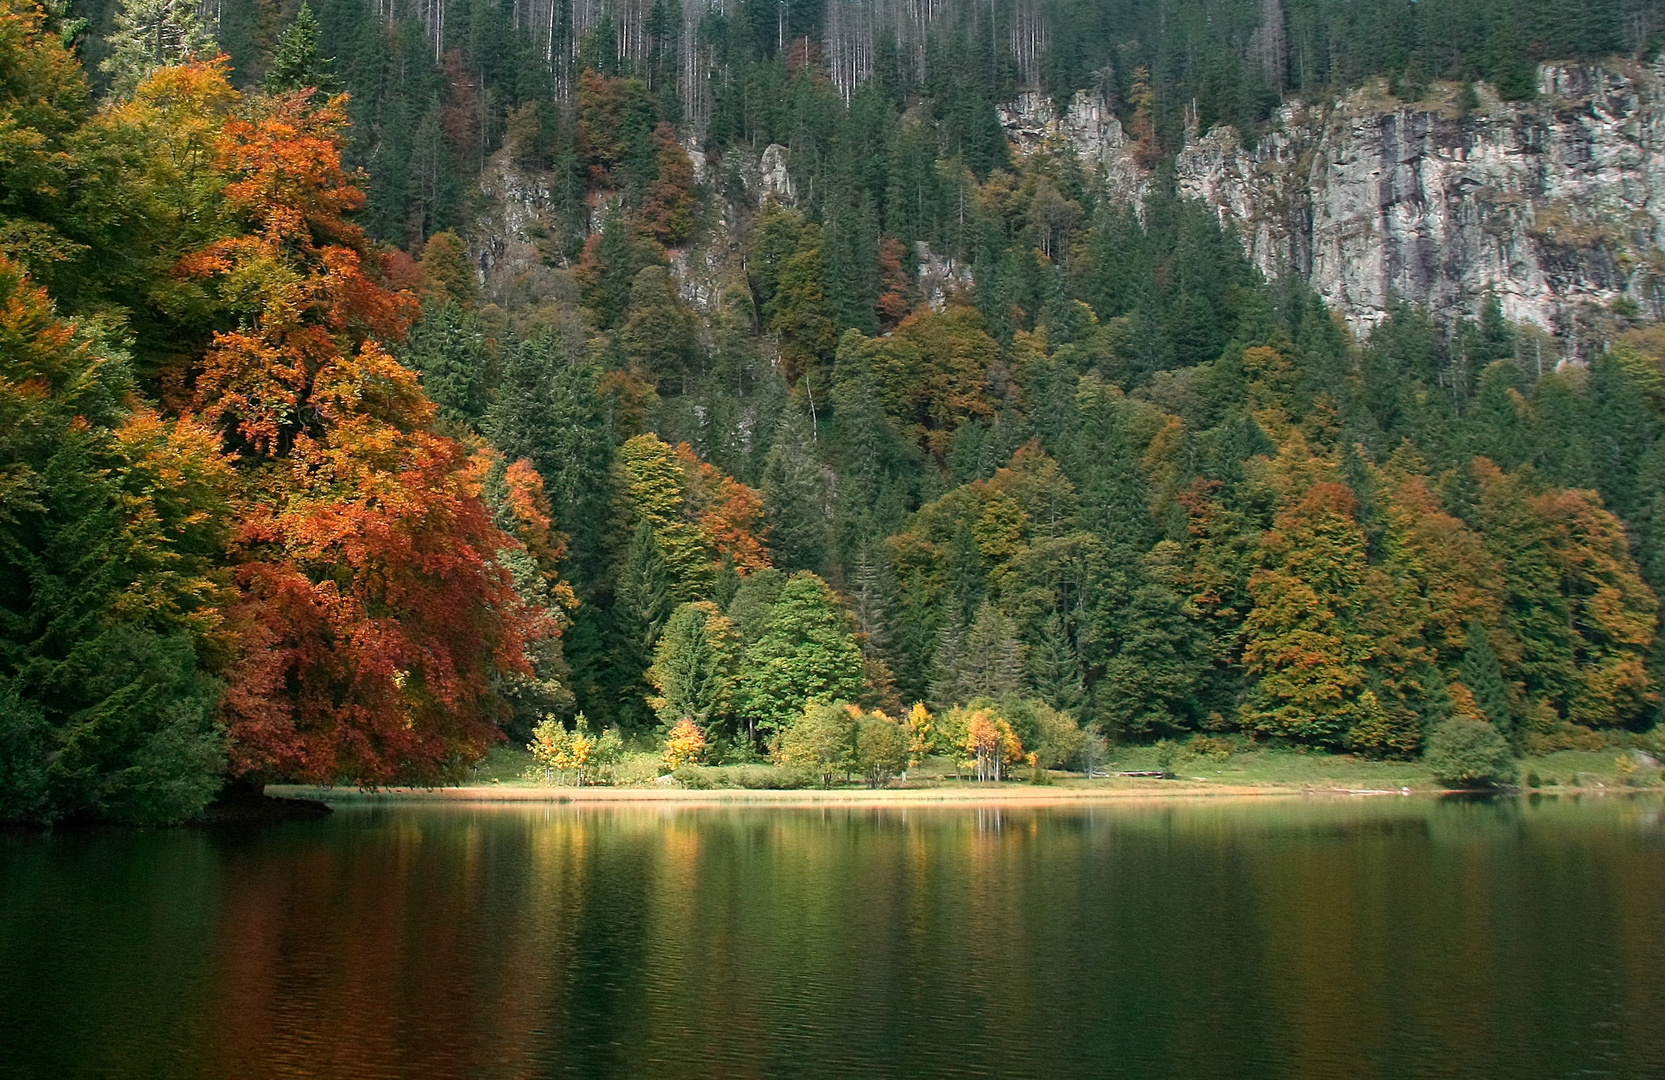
[1460,621,1516,743]
[761,410,829,573]
[1028,611,1086,713]
[263,1,339,97]
[401,303,492,431]
[646,601,741,734]
[956,602,1029,703]
[617,520,673,655]
[100,0,215,98]
[486,332,616,583]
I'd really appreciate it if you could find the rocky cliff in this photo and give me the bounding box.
[470,60,1665,350]
[1005,62,1665,347]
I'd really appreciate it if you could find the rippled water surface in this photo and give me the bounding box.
[2,795,1663,1079]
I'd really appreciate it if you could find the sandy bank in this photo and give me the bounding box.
[264,781,1375,807]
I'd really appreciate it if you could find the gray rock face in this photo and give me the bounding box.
[471,149,560,301]
[999,90,1148,206]
[757,143,796,205]
[1009,63,1665,344]
[1176,64,1665,341]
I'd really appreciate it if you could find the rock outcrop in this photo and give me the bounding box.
[998,90,1148,207]
[1006,62,1665,344]
[471,150,562,304]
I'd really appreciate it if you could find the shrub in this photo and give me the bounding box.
[774,701,858,787]
[728,764,807,789]
[612,752,663,786]
[673,765,716,789]
[1153,738,1186,777]
[1030,702,1085,769]
[662,717,709,771]
[854,713,908,787]
[1188,735,1234,762]
[1425,719,1516,788]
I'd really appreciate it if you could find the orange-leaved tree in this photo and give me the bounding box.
[183,87,536,784]
[675,441,771,573]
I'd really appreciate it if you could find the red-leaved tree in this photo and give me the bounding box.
[184,88,536,784]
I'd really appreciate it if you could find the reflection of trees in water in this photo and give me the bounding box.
[18,800,1661,1078]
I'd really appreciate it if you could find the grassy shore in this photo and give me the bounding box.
[265,744,1663,804]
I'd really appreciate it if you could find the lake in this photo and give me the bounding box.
[1,795,1662,1079]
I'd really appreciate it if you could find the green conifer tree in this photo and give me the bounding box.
[100,0,215,99]
[401,303,492,431]
[761,410,829,573]
[263,1,339,97]
[1460,620,1517,743]
[646,601,741,734]
[486,332,616,583]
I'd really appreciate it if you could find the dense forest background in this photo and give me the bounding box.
[4,0,1665,821]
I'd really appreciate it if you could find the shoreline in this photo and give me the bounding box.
[266,781,1419,807]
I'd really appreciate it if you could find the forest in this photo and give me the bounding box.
[3,0,1665,821]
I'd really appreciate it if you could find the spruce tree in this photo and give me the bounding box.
[646,601,741,735]
[962,603,1029,702]
[263,2,339,97]
[486,332,616,583]
[1461,621,1517,744]
[1028,611,1086,713]
[401,303,492,430]
[100,0,214,98]
[617,520,673,656]
[761,410,829,573]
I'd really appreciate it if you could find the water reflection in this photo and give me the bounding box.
[2,797,1663,1080]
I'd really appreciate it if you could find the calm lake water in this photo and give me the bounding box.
[1,795,1662,1080]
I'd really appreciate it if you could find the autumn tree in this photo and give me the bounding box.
[529,714,620,785]
[904,702,936,769]
[0,0,88,285]
[1473,459,1658,731]
[774,700,858,788]
[416,230,478,310]
[854,711,907,786]
[675,442,770,573]
[477,454,579,738]
[946,704,1023,782]
[662,715,707,770]
[620,265,696,389]
[639,121,695,246]
[184,87,536,785]
[1239,478,1399,750]
[618,432,718,597]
